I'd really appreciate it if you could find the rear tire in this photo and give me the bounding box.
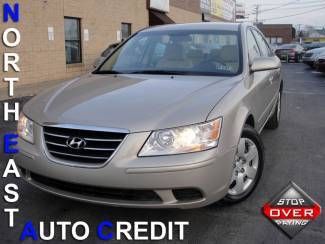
[307,63,314,68]
[223,125,264,203]
[265,92,281,130]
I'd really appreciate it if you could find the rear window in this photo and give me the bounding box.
[279,44,297,49]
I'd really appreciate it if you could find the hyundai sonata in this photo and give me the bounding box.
[16,23,282,209]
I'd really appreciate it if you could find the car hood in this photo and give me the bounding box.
[307,47,325,55]
[24,74,239,132]
[316,51,325,58]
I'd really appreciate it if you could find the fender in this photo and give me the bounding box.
[207,80,253,154]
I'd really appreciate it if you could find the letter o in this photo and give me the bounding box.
[270,209,280,217]
[3,28,21,47]
[71,222,89,241]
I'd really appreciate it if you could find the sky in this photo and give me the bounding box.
[240,0,325,29]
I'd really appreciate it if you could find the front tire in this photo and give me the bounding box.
[224,125,264,203]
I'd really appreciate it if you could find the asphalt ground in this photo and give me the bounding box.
[0,63,324,244]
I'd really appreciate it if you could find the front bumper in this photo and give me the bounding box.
[15,123,236,209]
[302,56,315,65]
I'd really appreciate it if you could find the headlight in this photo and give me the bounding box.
[17,113,34,144]
[139,118,222,156]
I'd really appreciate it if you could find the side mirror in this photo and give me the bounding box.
[250,57,281,73]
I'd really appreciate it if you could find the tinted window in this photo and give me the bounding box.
[97,30,242,76]
[280,44,297,49]
[252,30,272,57]
[247,30,261,61]
[64,17,82,64]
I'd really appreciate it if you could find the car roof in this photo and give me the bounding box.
[141,22,242,33]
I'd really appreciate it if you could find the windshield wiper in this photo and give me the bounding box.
[92,70,124,74]
[128,70,189,75]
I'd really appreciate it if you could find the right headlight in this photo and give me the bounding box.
[17,113,34,144]
[138,118,222,157]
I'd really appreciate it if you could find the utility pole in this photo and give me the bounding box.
[297,24,302,44]
[254,4,259,24]
[234,0,237,23]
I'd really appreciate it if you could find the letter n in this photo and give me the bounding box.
[3,3,19,22]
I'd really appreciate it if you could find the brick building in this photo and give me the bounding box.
[257,24,295,45]
[1,0,235,88]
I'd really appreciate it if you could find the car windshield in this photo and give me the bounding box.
[96,30,242,76]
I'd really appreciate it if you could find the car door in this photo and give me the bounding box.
[246,29,273,131]
[251,28,281,129]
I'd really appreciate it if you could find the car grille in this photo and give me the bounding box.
[304,53,313,58]
[43,126,127,165]
[29,171,162,203]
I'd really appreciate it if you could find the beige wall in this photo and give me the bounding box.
[1,0,148,88]
[167,6,202,24]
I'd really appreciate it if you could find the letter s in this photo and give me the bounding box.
[277,199,284,205]
[4,183,19,203]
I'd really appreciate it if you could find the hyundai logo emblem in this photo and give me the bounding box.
[66,137,87,150]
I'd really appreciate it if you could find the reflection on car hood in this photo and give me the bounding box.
[317,52,325,59]
[24,74,240,132]
[307,47,325,54]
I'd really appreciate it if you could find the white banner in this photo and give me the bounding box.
[201,0,235,21]
[150,0,170,13]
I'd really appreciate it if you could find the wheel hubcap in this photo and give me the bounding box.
[228,138,259,196]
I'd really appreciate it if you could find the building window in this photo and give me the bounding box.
[121,23,132,40]
[64,17,82,64]
[268,36,283,44]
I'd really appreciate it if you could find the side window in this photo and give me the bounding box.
[247,30,261,62]
[252,29,272,57]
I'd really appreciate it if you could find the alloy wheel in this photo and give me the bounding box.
[228,138,259,196]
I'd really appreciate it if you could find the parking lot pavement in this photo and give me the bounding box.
[1,63,324,244]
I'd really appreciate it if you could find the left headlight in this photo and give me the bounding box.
[17,113,34,144]
[139,118,222,157]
